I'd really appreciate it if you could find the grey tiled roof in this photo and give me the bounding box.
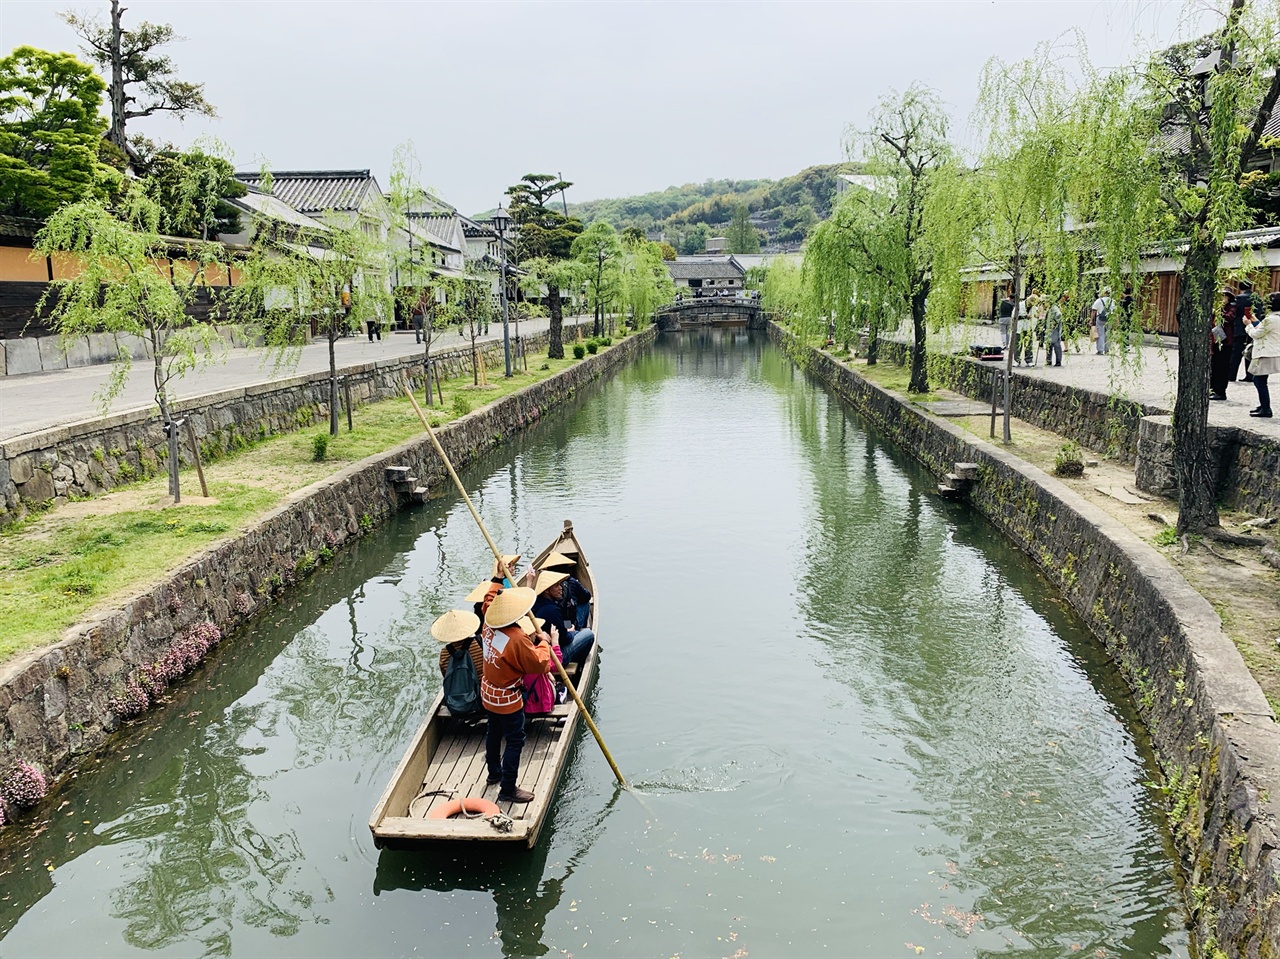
[235,170,379,214]
[667,256,746,280]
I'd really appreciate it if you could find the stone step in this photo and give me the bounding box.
[944,472,973,488]
[955,462,980,481]
[385,466,411,482]
[937,483,965,499]
[411,486,429,503]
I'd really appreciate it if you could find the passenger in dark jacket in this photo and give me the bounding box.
[531,570,594,668]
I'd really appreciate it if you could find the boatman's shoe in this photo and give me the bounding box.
[498,787,535,803]
[486,774,501,785]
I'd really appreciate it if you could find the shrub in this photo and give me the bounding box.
[2,761,47,808]
[451,394,472,417]
[1052,441,1085,477]
[312,433,329,462]
[109,678,150,718]
[586,341,599,355]
[601,336,612,346]
[573,344,586,359]
[540,362,550,371]
[233,592,252,615]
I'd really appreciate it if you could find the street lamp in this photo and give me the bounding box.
[493,205,513,378]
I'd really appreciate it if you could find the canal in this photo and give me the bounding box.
[0,330,1187,957]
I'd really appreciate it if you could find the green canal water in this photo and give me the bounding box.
[0,331,1188,958]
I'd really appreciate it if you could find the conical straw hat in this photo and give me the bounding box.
[464,580,493,603]
[541,551,575,569]
[491,554,521,578]
[534,569,569,594]
[431,609,480,644]
[484,586,536,628]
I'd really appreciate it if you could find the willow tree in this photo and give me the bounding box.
[617,235,674,330]
[805,85,956,392]
[969,47,1077,440]
[230,212,391,435]
[35,193,224,502]
[571,221,621,335]
[1075,1,1280,535]
[387,141,444,401]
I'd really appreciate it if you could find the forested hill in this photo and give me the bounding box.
[567,163,857,253]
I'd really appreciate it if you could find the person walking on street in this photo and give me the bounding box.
[1211,289,1235,401]
[1246,291,1280,419]
[412,297,426,344]
[368,317,382,342]
[1091,287,1115,355]
[997,289,1014,349]
[1046,292,1067,367]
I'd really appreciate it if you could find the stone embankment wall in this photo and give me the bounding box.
[0,327,653,803]
[880,338,1280,519]
[0,321,591,525]
[778,324,1280,959]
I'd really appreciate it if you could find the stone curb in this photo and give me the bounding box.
[776,323,1280,958]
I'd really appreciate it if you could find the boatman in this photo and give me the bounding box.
[481,586,555,804]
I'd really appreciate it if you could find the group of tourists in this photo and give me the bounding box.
[428,550,594,804]
[996,285,1133,366]
[1213,282,1280,418]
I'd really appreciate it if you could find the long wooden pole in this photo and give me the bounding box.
[402,380,627,788]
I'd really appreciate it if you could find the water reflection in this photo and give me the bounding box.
[785,356,1182,956]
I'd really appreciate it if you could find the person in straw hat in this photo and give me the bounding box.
[540,551,593,630]
[481,586,554,803]
[432,609,484,680]
[532,569,595,669]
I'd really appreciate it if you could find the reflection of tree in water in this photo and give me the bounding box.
[373,790,620,958]
[782,359,1182,956]
[106,720,331,954]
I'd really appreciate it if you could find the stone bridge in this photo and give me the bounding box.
[655,297,766,332]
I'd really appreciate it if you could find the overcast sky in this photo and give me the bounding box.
[1,1,1213,216]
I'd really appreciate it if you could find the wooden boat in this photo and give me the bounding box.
[369,519,599,848]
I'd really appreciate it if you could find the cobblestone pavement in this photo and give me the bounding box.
[905,319,1280,441]
[0,317,576,442]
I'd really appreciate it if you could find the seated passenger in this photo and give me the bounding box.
[532,570,595,669]
[541,552,593,629]
[433,609,484,679]
[522,617,564,716]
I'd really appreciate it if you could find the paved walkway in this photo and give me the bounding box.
[0,317,580,442]
[909,320,1280,441]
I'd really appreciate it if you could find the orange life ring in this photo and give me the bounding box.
[427,797,502,820]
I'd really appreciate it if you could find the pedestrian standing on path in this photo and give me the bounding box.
[412,297,426,344]
[368,316,382,342]
[1235,281,1258,382]
[997,289,1014,348]
[1046,292,1067,367]
[1017,291,1040,366]
[1090,287,1114,355]
[1245,291,1280,419]
[1211,288,1235,401]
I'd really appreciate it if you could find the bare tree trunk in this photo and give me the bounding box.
[908,281,929,393]
[108,0,126,152]
[1174,236,1222,534]
[548,284,564,359]
[328,323,339,436]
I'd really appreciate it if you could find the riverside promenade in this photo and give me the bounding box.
[906,320,1280,442]
[0,318,578,443]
